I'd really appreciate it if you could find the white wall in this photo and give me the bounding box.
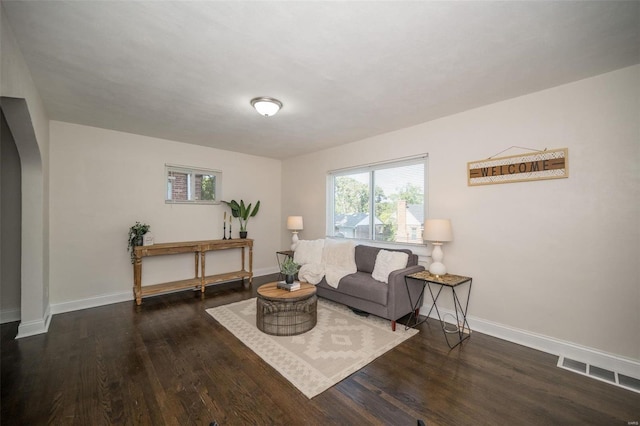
[282,65,640,361]
[49,122,281,308]
[1,7,51,337]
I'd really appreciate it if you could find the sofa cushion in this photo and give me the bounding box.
[371,250,409,283]
[355,245,381,274]
[355,245,415,274]
[334,272,388,306]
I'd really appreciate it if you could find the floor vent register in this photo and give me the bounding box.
[557,355,640,394]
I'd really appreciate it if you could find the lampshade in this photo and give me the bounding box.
[423,219,453,242]
[250,97,282,117]
[287,216,303,230]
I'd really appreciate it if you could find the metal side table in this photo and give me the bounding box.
[405,270,473,349]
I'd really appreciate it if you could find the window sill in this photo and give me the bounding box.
[325,236,430,258]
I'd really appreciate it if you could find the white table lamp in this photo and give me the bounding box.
[287,216,303,250]
[423,219,453,276]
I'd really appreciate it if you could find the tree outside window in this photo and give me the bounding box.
[329,158,426,244]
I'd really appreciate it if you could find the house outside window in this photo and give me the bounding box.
[165,165,221,204]
[327,156,427,245]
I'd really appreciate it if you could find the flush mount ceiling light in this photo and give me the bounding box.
[250,97,283,117]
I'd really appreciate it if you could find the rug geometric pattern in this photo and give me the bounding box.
[206,297,418,398]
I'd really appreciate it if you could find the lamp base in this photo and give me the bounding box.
[291,231,299,251]
[429,262,447,276]
[429,242,447,276]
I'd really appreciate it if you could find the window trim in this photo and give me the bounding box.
[326,154,428,246]
[165,164,222,205]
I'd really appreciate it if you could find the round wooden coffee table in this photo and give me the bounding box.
[256,282,317,336]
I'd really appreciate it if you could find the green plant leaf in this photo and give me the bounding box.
[250,200,260,217]
[222,199,259,231]
[280,257,300,275]
[223,200,241,217]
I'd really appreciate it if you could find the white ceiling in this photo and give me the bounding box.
[3,1,639,159]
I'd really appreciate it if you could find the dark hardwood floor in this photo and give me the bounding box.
[2,274,638,425]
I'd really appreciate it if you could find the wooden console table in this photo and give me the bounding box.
[133,239,253,305]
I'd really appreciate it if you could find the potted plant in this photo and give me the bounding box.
[223,199,260,238]
[127,222,150,264]
[280,257,300,284]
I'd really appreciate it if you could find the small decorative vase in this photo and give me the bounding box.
[285,274,295,284]
[239,231,248,239]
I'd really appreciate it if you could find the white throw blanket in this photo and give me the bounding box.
[297,239,357,288]
[323,239,357,288]
[296,239,326,285]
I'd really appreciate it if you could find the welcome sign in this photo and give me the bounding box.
[467,148,568,186]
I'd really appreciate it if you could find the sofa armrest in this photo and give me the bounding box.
[386,264,426,320]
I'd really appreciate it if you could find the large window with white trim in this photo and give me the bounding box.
[165,164,221,204]
[327,156,427,244]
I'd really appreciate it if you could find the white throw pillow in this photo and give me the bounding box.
[293,239,325,265]
[371,250,409,283]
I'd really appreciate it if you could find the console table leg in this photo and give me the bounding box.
[199,252,205,293]
[134,255,142,305]
[249,245,253,285]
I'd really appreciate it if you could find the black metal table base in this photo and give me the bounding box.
[405,274,473,350]
[404,280,429,329]
[426,282,472,349]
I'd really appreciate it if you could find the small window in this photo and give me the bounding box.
[165,164,221,204]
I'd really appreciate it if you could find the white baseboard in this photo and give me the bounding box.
[50,270,279,315]
[254,266,279,277]
[0,308,21,324]
[420,302,640,381]
[51,291,133,315]
[16,304,51,338]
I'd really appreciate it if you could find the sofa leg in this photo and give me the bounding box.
[415,307,420,316]
[391,320,396,331]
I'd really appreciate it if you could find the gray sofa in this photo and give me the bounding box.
[315,245,425,331]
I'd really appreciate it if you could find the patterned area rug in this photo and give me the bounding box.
[206,297,418,398]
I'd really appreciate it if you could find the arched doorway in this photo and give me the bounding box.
[1,110,21,323]
[1,97,50,338]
